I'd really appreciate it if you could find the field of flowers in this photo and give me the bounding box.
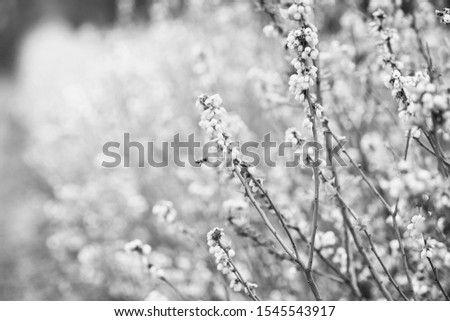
[0,0,449,301]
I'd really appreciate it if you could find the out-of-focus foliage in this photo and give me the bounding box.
[0,0,449,300]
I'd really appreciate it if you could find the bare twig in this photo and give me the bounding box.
[426,257,450,301]
[305,91,321,274]
[249,173,301,262]
[319,172,398,301]
[218,241,260,301]
[420,236,450,301]
[324,175,407,300]
[159,276,188,301]
[323,128,362,299]
[229,217,349,288]
[391,129,416,299]
[233,167,322,300]
[287,223,363,299]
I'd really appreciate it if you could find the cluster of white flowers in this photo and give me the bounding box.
[286,27,319,100]
[286,28,319,56]
[152,200,177,223]
[436,8,450,25]
[371,8,450,135]
[371,9,419,123]
[286,0,313,21]
[421,238,438,259]
[407,215,426,239]
[315,231,337,257]
[383,69,419,121]
[197,94,243,169]
[332,247,348,274]
[285,127,305,150]
[370,9,399,43]
[207,228,257,294]
[197,94,232,151]
[388,163,441,199]
[408,75,450,135]
[288,71,317,101]
[415,85,447,112]
[124,239,152,255]
[302,116,313,130]
[370,9,387,35]
[384,70,419,91]
[242,176,269,206]
[281,0,319,101]
[409,126,422,139]
[247,178,261,193]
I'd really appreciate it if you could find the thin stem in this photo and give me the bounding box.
[422,126,450,177]
[324,123,395,215]
[391,129,416,300]
[426,257,450,301]
[312,270,346,284]
[413,136,450,167]
[421,235,450,301]
[319,172,394,301]
[340,202,393,300]
[403,129,412,161]
[363,231,408,300]
[234,167,322,301]
[159,276,188,301]
[305,91,321,273]
[414,137,439,157]
[230,216,349,288]
[391,201,415,300]
[250,174,301,262]
[255,0,284,34]
[218,242,260,301]
[288,223,363,299]
[234,168,298,263]
[141,256,188,300]
[324,174,407,300]
[324,129,361,299]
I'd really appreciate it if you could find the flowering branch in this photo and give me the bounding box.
[207,228,260,301]
[196,93,322,300]
[372,8,450,177]
[408,214,450,301]
[282,0,322,280]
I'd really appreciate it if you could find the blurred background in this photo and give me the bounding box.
[1,0,449,300]
[0,0,288,300]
